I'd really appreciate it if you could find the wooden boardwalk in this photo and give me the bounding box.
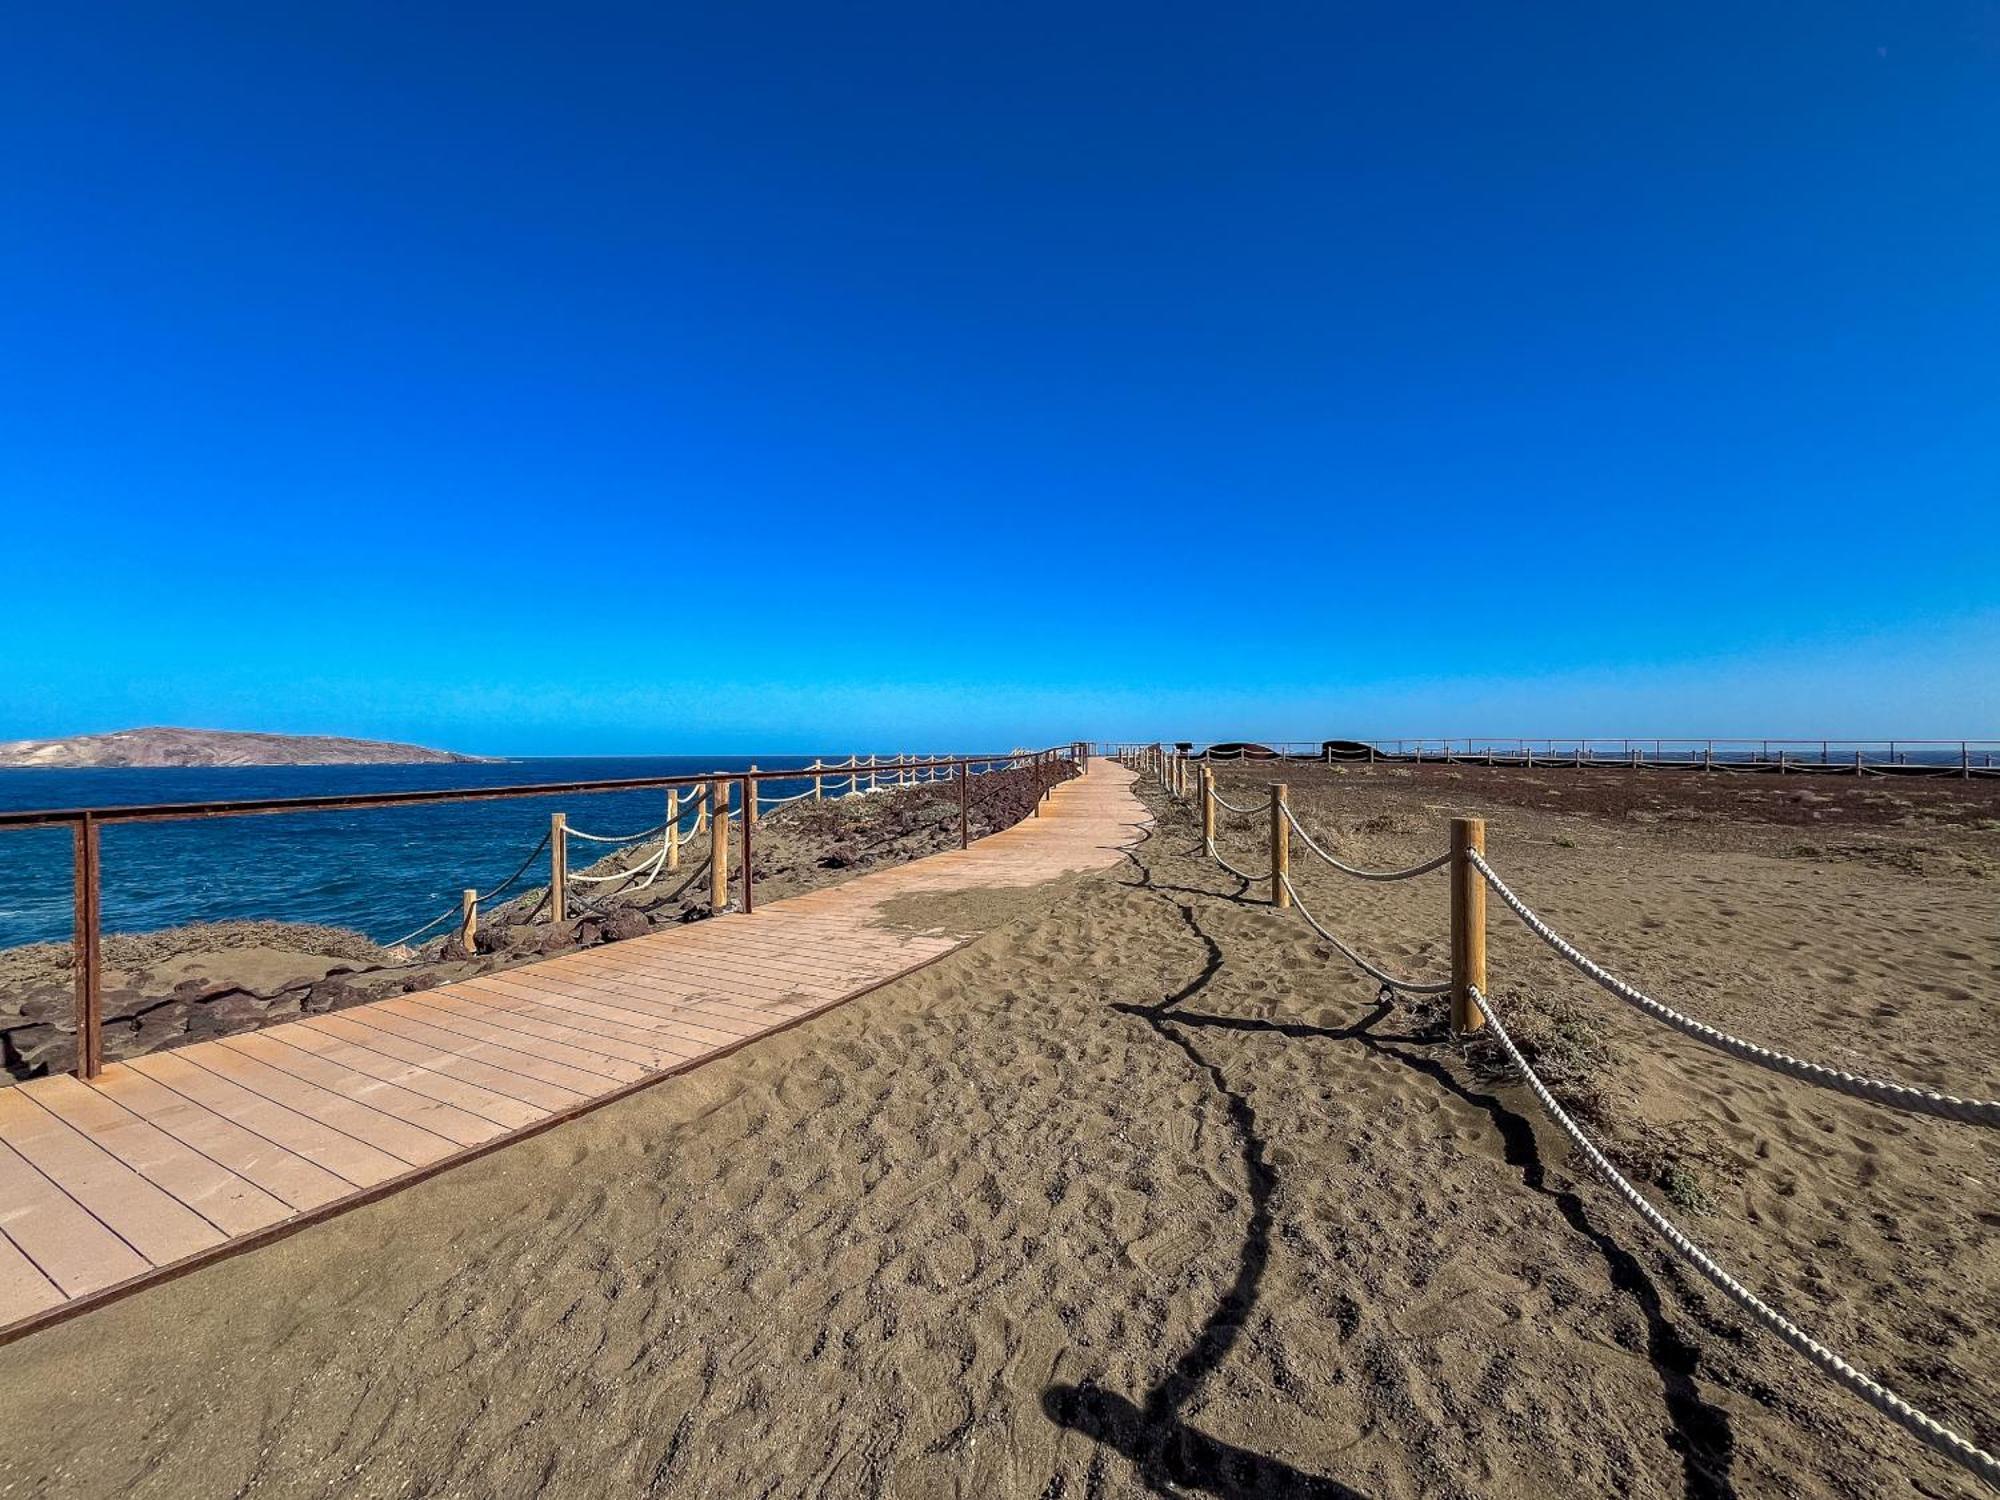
[0,760,1145,1340]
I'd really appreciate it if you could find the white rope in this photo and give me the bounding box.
[1205,837,1265,885]
[565,823,665,844]
[1211,791,1264,816]
[1473,985,2000,1489]
[1280,872,1453,994]
[1282,805,1452,882]
[1470,851,2000,1128]
[567,847,664,883]
[756,787,815,808]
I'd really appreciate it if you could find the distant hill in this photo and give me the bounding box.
[0,727,501,769]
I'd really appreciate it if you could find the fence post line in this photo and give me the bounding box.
[869,753,878,793]
[1270,782,1290,909]
[1201,765,1216,850]
[812,761,823,802]
[458,888,479,956]
[1450,817,1487,1034]
[958,762,970,848]
[71,814,102,1081]
[666,790,680,872]
[549,812,568,925]
[709,776,730,911]
[740,775,755,915]
[695,786,708,836]
[1964,742,1972,779]
[1033,752,1044,817]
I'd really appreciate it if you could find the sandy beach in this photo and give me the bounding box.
[0,759,1992,1498]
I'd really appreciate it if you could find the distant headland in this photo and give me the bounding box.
[0,727,501,769]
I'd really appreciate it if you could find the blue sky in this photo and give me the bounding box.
[3,3,1995,753]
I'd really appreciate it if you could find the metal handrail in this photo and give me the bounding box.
[13,741,1092,1081]
[0,751,1065,830]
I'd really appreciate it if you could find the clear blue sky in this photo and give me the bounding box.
[3,4,1995,753]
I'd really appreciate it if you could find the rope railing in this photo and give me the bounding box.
[1468,849,2000,1129]
[1279,871,1452,994]
[1205,836,1265,885]
[382,901,462,949]
[1281,804,1451,882]
[565,822,667,844]
[1121,743,2000,1484]
[1473,983,2000,1491]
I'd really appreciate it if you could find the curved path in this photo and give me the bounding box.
[0,760,1146,1341]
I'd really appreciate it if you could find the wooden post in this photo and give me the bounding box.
[709,777,730,910]
[695,786,708,836]
[869,754,879,793]
[747,764,759,825]
[458,888,478,956]
[1963,742,1972,779]
[666,790,681,872]
[812,761,824,802]
[1450,817,1487,1033]
[958,762,969,848]
[71,815,102,1081]
[1200,765,1215,849]
[1270,782,1290,908]
[1033,752,1043,817]
[549,812,568,925]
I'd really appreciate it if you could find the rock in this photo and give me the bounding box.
[187,991,268,1036]
[305,977,365,1015]
[4,1022,72,1077]
[19,986,68,1023]
[133,1000,191,1048]
[599,909,649,944]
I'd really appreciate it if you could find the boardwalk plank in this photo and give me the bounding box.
[179,1045,461,1167]
[0,761,1145,1334]
[0,1088,226,1265]
[0,1139,151,1296]
[0,1234,63,1319]
[20,1075,292,1238]
[219,1033,506,1151]
[275,1023,546,1130]
[325,1009,612,1099]
[127,1053,411,1188]
[88,1065,353,1213]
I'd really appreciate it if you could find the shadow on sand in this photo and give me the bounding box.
[1042,823,1735,1499]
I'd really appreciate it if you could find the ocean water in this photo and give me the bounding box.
[0,756,928,949]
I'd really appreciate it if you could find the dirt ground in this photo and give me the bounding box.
[0,760,1991,1499]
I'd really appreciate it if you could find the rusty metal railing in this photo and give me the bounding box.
[3,742,1091,1081]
